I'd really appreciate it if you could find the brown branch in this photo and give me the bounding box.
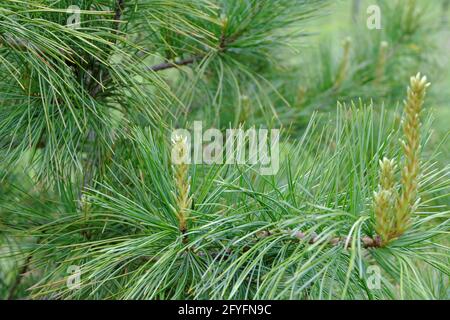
[113,0,125,35]
[257,229,383,249]
[90,54,202,95]
[147,55,203,72]
[141,228,383,265]
[146,19,230,73]
[81,1,126,206]
[7,254,32,300]
[191,231,383,263]
[88,0,125,98]
[79,1,127,214]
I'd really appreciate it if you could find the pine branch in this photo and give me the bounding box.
[81,0,127,203]
[89,0,125,97]
[255,229,383,249]
[147,56,202,72]
[7,254,32,300]
[146,17,229,73]
[114,0,125,34]
[91,55,202,96]
[194,229,384,261]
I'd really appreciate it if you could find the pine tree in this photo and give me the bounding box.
[0,0,448,300]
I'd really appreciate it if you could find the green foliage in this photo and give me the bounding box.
[0,0,448,300]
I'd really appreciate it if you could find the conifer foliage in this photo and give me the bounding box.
[0,0,448,300]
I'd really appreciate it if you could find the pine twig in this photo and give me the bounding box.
[7,254,32,300]
[256,229,383,249]
[146,15,230,73]
[147,56,202,72]
[88,0,125,97]
[114,0,125,34]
